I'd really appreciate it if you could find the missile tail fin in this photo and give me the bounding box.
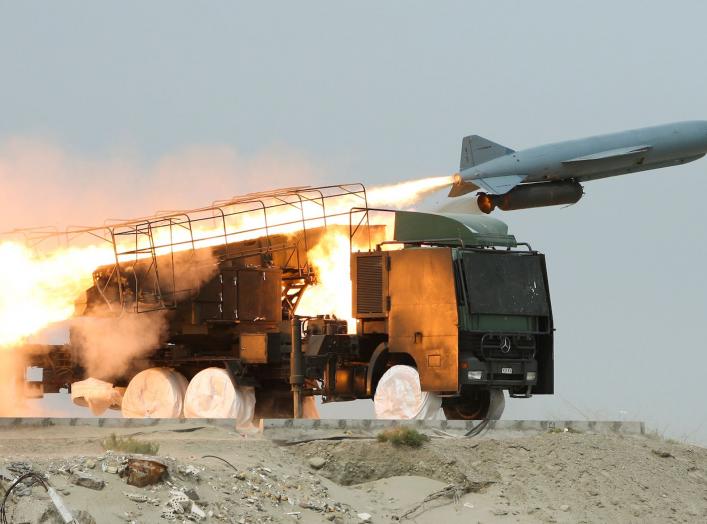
[460,135,515,170]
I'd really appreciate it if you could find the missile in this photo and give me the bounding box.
[448,121,707,213]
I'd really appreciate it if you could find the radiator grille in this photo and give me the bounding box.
[356,255,384,315]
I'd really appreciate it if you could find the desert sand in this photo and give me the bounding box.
[0,422,705,523]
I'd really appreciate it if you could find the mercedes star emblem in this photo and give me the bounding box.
[500,336,511,353]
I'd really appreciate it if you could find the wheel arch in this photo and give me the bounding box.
[366,343,419,396]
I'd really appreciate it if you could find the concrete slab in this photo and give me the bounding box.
[0,417,645,442]
[261,418,646,443]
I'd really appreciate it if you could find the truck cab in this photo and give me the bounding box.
[350,211,553,419]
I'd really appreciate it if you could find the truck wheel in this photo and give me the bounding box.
[442,389,505,420]
[374,365,442,419]
[183,367,256,426]
[121,368,189,418]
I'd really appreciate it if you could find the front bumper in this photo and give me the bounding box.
[460,356,537,386]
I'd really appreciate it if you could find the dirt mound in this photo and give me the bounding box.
[1,422,706,523]
[294,438,498,489]
[292,431,707,522]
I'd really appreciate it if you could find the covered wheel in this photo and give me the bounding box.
[121,368,189,418]
[183,367,256,426]
[442,389,505,420]
[373,365,442,419]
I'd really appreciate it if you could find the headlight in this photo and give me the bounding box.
[526,371,537,381]
[467,371,484,380]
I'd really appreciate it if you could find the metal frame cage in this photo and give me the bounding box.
[2,184,372,314]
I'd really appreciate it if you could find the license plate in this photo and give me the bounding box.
[501,367,513,374]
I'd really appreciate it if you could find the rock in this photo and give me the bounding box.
[652,449,674,458]
[560,504,570,512]
[357,513,372,523]
[124,492,148,503]
[177,464,201,481]
[102,462,119,474]
[41,508,96,524]
[308,457,326,470]
[14,483,31,497]
[190,502,207,521]
[125,458,167,487]
[70,472,105,491]
[167,490,191,513]
[184,486,200,501]
[83,459,96,469]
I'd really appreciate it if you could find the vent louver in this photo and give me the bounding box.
[356,254,384,315]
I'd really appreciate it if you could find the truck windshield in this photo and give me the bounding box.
[461,251,550,316]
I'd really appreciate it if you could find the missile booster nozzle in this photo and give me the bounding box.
[477,181,584,213]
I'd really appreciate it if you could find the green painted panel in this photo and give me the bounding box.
[467,313,537,332]
[393,211,517,247]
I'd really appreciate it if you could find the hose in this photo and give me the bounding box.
[0,472,49,524]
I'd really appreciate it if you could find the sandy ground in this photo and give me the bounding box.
[0,423,705,523]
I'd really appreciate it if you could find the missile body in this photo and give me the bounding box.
[449,121,707,212]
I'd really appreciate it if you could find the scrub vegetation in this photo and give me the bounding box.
[101,433,159,455]
[376,427,430,448]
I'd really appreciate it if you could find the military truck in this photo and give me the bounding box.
[24,184,553,419]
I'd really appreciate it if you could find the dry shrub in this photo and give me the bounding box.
[101,433,159,455]
[376,427,430,448]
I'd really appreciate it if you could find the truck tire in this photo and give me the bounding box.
[121,368,189,418]
[183,367,256,426]
[373,365,442,419]
[442,389,505,420]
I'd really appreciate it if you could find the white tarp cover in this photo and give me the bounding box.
[183,367,256,426]
[301,396,320,419]
[487,389,506,420]
[71,377,123,416]
[373,365,442,419]
[121,368,189,418]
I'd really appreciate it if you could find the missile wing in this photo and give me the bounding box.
[449,135,517,197]
[561,145,652,165]
[460,135,515,168]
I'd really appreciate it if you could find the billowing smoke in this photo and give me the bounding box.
[0,138,449,415]
[0,139,323,235]
[71,246,220,381]
[0,141,322,413]
[70,310,168,382]
[0,352,23,416]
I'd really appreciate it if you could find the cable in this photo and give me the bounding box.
[0,472,49,524]
[464,418,490,438]
[201,454,239,473]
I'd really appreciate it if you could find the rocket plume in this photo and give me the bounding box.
[0,175,448,351]
[367,175,453,208]
[0,242,114,349]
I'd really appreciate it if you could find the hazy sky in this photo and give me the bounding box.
[2,2,706,443]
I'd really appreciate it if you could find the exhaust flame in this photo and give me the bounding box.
[295,231,354,327]
[0,174,447,355]
[0,242,114,349]
[295,221,395,333]
[367,175,453,208]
